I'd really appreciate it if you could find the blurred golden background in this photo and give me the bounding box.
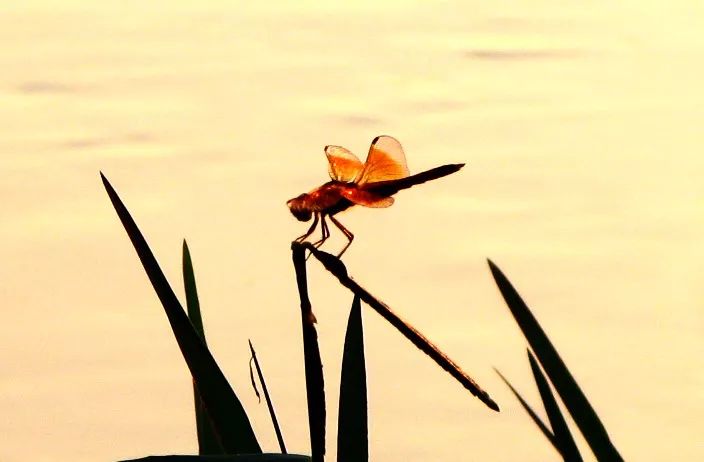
[1,1,702,461]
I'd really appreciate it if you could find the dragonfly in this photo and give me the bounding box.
[287,135,464,257]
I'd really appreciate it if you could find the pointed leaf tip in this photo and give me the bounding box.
[306,246,498,412]
[495,367,557,448]
[337,295,368,461]
[105,177,260,454]
[488,399,500,412]
[489,259,623,461]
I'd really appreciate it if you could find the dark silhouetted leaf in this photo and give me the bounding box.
[183,240,225,455]
[300,242,498,412]
[527,350,582,462]
[337,296,368,462]
[101,173,260,454]
[487,259,622,462]
[494,368,557,450]
[249,340,287,453]
[291,243,326,462]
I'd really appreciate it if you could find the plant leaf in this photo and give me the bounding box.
[494,368,558,450]
[337,296,368,462]
[101,173,261,454]
[183,240,225,455]
[300,242,499,412]
[487,259,623,462]
[291,243,326,462]
[183,240,205,339]
[249,340,287,454]
[527,350,583,462]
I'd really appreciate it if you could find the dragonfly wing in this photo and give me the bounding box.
[341,187,395,208]
[356,135,410,185]
[325,145,365,182]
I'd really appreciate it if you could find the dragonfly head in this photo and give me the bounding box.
[287,194,313,222]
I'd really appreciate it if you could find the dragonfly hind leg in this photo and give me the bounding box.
[329,215,354,257]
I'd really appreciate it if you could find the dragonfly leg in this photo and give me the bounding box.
[329,215,354,257]
[312,215,330,248]
[295,213,319,242]
[306,215,330,261]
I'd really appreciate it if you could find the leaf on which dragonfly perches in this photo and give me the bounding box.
[297,241,499,412]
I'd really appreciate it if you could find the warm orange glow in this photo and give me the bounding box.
[1,1,702,462]
[288,136,462,256]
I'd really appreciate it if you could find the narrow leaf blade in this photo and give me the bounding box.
[301,242,498,412]
[101,173,261,454]
[488,259,622,461]
[291,244,326,462]
[494,368,558,451]
[249,340,288,454]
[527,350,583,462]
[183,240,206,340]
[337,296,368,462]
[183,240,225,455]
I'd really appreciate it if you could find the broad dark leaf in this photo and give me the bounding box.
[101,173,260,454]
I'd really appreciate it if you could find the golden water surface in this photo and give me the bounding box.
[1,1,702,461]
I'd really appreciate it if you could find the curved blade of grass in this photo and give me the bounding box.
[337,296,368,462]
[101,173,261,454]
[527,350,583,462]
[249,340,287,454]
[299,242,499,412]
[120,455,312,462]
[183,240,225,455]
[487,259,623,461]
[291,243,326,462]
[494,368,558,451]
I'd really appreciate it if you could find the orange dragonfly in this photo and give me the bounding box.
[287,135,464,257]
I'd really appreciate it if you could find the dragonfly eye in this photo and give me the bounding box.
[287,196,312,222]
[291,208,312,222]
